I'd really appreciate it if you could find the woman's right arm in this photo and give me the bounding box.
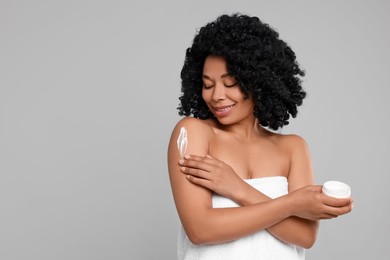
[168,118,344,245]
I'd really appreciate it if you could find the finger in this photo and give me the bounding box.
[312,185,323,192]
[323,204,352,216]
[322,196,352,207]
[184,154,215,165]
[319,213,338,220]
[179,158,207,168]
[186,175,214,190]
[180,158,214,172]
[181,166,210,180]
[204,154,225,167]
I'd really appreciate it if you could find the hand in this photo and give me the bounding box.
[178,154,247,200]
[287,185,353,220]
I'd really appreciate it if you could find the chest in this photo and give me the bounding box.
[209,136,290,179]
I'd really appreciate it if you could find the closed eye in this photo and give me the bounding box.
[223,75,238,87]
[203,84,214,89]
[225,82,238,88]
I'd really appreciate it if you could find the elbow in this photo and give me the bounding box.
[301,222,319,249]
[301,236,316,249]
[293,230,316,249]
[182,210,219,245]
[185,223,216,245]
[187,233,204,245]
[186,228,211,245]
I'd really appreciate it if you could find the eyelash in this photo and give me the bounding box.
[225,82,238,88]
[203,82,238,89]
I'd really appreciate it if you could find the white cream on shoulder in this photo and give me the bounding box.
[177,127,188,158]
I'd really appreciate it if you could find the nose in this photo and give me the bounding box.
[211,83,226,102]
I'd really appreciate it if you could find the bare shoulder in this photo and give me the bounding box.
[174,117,214,133]
[273,133,310,154]
[171,117,214,142]
[276,134,314,188]
[169,117,215,157]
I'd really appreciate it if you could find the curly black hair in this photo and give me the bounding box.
[178,13,306,130]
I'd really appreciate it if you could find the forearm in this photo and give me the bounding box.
[184,195,291,245]
[267,217,318,248]
[234,182,318,248]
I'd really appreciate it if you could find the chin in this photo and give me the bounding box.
[215,117,236,126]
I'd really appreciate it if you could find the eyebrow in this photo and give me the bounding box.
[202,73,231,80]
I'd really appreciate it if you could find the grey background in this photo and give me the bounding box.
[1,0,388,259]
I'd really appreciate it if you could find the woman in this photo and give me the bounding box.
[168,14,352,259]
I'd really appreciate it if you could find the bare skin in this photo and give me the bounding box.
[168,55,353,248]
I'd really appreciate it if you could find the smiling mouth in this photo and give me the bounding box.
[212,104,235,115]
[214,105,234,111]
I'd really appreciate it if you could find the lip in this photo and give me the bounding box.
[211,104,235,117]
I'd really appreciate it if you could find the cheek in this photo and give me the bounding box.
[229,87,245,99]
[242,98,255,111]
[201,89,209,101]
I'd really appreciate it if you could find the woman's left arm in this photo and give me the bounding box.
[180,135,319,248]
[265,135,319,248]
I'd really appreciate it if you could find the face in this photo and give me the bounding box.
[202,55,255,125]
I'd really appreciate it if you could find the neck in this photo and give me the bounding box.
[216,116,267,140]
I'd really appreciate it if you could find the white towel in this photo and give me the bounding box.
[177,176,305,260]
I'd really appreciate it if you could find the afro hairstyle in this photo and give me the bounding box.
[178,13,306,130]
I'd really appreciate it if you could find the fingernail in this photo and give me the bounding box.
[184,155,190,159]
[351,201,355,209]
[179,159,184,164]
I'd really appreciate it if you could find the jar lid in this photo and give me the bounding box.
[322,181,351,198]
